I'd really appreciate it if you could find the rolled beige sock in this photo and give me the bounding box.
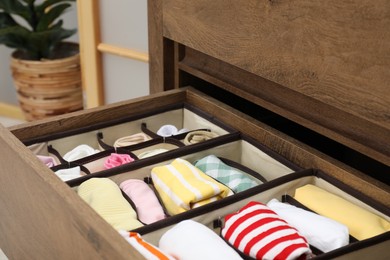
[184,130,218,145]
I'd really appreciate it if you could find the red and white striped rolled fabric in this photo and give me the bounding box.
[222,201,312,260]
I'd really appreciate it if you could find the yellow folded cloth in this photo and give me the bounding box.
[294,184,390,240]
[78,178,143,231]
[151,158,233,215]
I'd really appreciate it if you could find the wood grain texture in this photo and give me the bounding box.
[9,89,186,142]
[161,0,390,164]
[178,47,389,165]
[148,0,164,93]
[0,88,389,258]
[185,88,390,206]
[0,124,143,259]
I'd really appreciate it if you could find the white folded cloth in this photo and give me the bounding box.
[267,198,349,253]
[55,166,84,181]
[157,125,188,137]
[159,220,243,260]
[63,144,100,161]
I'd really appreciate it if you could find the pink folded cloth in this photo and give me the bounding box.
[104,153,135,169]
[120,179,166,224]
[37,155,57,167]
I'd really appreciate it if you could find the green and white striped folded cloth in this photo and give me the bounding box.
[194,155,261,193]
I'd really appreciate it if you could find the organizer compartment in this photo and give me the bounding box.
[68,135,304,238]
[70,136,300,186]
[33,104,233,157]
[136,169,390,259]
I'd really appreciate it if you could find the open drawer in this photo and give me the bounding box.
[1,0,390,258]
[0,87,389,259]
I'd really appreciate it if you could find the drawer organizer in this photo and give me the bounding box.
[25,103,299,185]
[1,0,389,258]
[21,101,390,259]
[137,169,390,259]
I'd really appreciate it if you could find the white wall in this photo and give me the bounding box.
[99,0,149,104]
[0,1,79,106]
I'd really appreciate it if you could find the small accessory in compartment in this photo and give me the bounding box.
[183,130,219,145]
[156,124,189,137]
[67,147,138,175]
[51,164,90,182]
[113,132,152,147]
[104,153,135,169]
[141,122,221,146]
[97,131,184,159]
[28,142,64,167]
[63,144,101,162]
[37,155,58,168]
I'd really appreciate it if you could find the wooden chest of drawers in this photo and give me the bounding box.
[0,0,388,259]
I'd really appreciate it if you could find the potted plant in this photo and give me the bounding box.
[0,0,83,121]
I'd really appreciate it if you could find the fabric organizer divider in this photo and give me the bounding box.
[67,134,304,238]
[66,133,299,186]
[134,169,390,259]
[24,102,236,160]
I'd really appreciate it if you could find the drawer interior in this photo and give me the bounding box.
[1,88,389,259]
[137,170,390,259]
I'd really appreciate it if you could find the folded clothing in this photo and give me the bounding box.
[78,178,143,231]
[114,133,151,147]
[157,125,188,137]
[222,201,312,260]
[138,148,168,159]
[119,231,174,260]
[267,198,349,253]
[55,166,84,182]
[294,184,390,241]
[37,155,58,168]
[194,155,261,193]
[120,179,166,224]
[63,144,100,161]
[104,153,135,169]
[184,130,218,145]
[159,220,243,260]
[151,158,233,215]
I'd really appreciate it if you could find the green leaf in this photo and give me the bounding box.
[0,25,31,54]
[36,0,75,14]
[36,3,70,31]
[28,26,76,59]
[0,12,17,29]
[0,0,77,59]
[0,0,32,26]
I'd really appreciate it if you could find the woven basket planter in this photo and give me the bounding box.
[10,42,83,121]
